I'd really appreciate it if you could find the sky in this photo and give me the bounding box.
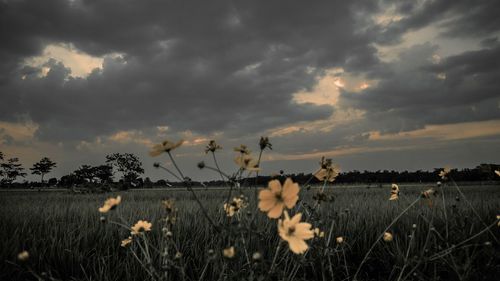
[1,0,500,182]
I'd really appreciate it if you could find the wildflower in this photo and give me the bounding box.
[162,198,175,213]
[174,252,182,259]
[383,232,393,242]
[389,183,399,201]
[121,236,132,247]
[234,154,261,172]
[421,188,438,207]
[313,228,325,238]
[98,195,122,213]
[149,139,184,157]
[258,178,300,218]
[205,140,222,154]
[313,190,334,203]
[278,211,314,254]
[223,246,235,258]
[234,144,251,154]
[17,250,29,262]
[252,252,262,261]
[439,167,450,180]
[131,220,152,235]
[336,237,344,244]
[259,136,272,150]
[207,249,216,260]
[223,196,248,217]
[314,157,339,182]
[495,170,500,177]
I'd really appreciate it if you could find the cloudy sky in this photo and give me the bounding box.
[1,0,500,181]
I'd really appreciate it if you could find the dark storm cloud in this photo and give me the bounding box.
[340,42,500,134]
[0,0,389,141]
[375,0,500,45]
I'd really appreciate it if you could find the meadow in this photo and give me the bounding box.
[1,183,499,281]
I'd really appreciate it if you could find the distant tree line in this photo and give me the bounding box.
[1,149,499,190]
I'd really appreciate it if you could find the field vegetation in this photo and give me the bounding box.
[1,139,499,281]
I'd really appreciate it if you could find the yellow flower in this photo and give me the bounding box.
[17,250,29,261]
[383,232,393,242]
[223,246,235,258]
[131,220,152,235]
[205,140,222,153]
[336,236,344,244]
[314,157,339,182]
[421,188,438,207]
[313,228,325,238]
[149,139,184,157]
[234,154,261,172]
[259,136,272,150]
[121,236,132,247]
[278,211,314,254]
[258,178,300,218]
[162,198,175,213]
[233,144,251,154]
[98,195,122,213]
[223,196,248,217]
[389,183,399,201]
[421,188,437,199]
[439,166,451,179]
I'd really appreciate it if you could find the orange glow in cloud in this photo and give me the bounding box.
[24,43,105,77]
[0,121,38,143]
[368,120,500,141]
[108,130,153,146]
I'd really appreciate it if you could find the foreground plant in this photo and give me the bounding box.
[278,211,314,254]
[258,178,299,218]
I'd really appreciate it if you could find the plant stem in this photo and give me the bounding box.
[269,241,282,273]
[352,197,421,281]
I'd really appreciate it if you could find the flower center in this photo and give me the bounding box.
[287,226,296,235]
[275,193,283,202]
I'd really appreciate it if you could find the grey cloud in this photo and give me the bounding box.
[375,0,500,45]
[340,42,500,134]
[0,0,385,142]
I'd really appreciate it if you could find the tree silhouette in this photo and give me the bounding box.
[30,157,57,184]
[105,153,144,189]
[1,158,27,185]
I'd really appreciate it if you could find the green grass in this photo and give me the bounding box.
[1,184,499,281]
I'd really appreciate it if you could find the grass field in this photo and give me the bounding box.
[1,183,499,281]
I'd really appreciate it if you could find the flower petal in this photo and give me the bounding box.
[268,179,282,194]
[294,223,314,240]
[290,213,302,225]
[267,202,284,218]
[287,236,309,254]
[258,198,276,211]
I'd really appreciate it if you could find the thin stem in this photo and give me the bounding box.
[211,152,228,187]
[167,152,185,179]
[269,241,282,273]
[204,165,232,180]
[157,164,183,182]
[396,228,416,281]
[167,151,220,232]
[429,220,498,261]
[198,262,210,281]
[449,177,499,243]
[129,247,159,280]
[352,197,421,281]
